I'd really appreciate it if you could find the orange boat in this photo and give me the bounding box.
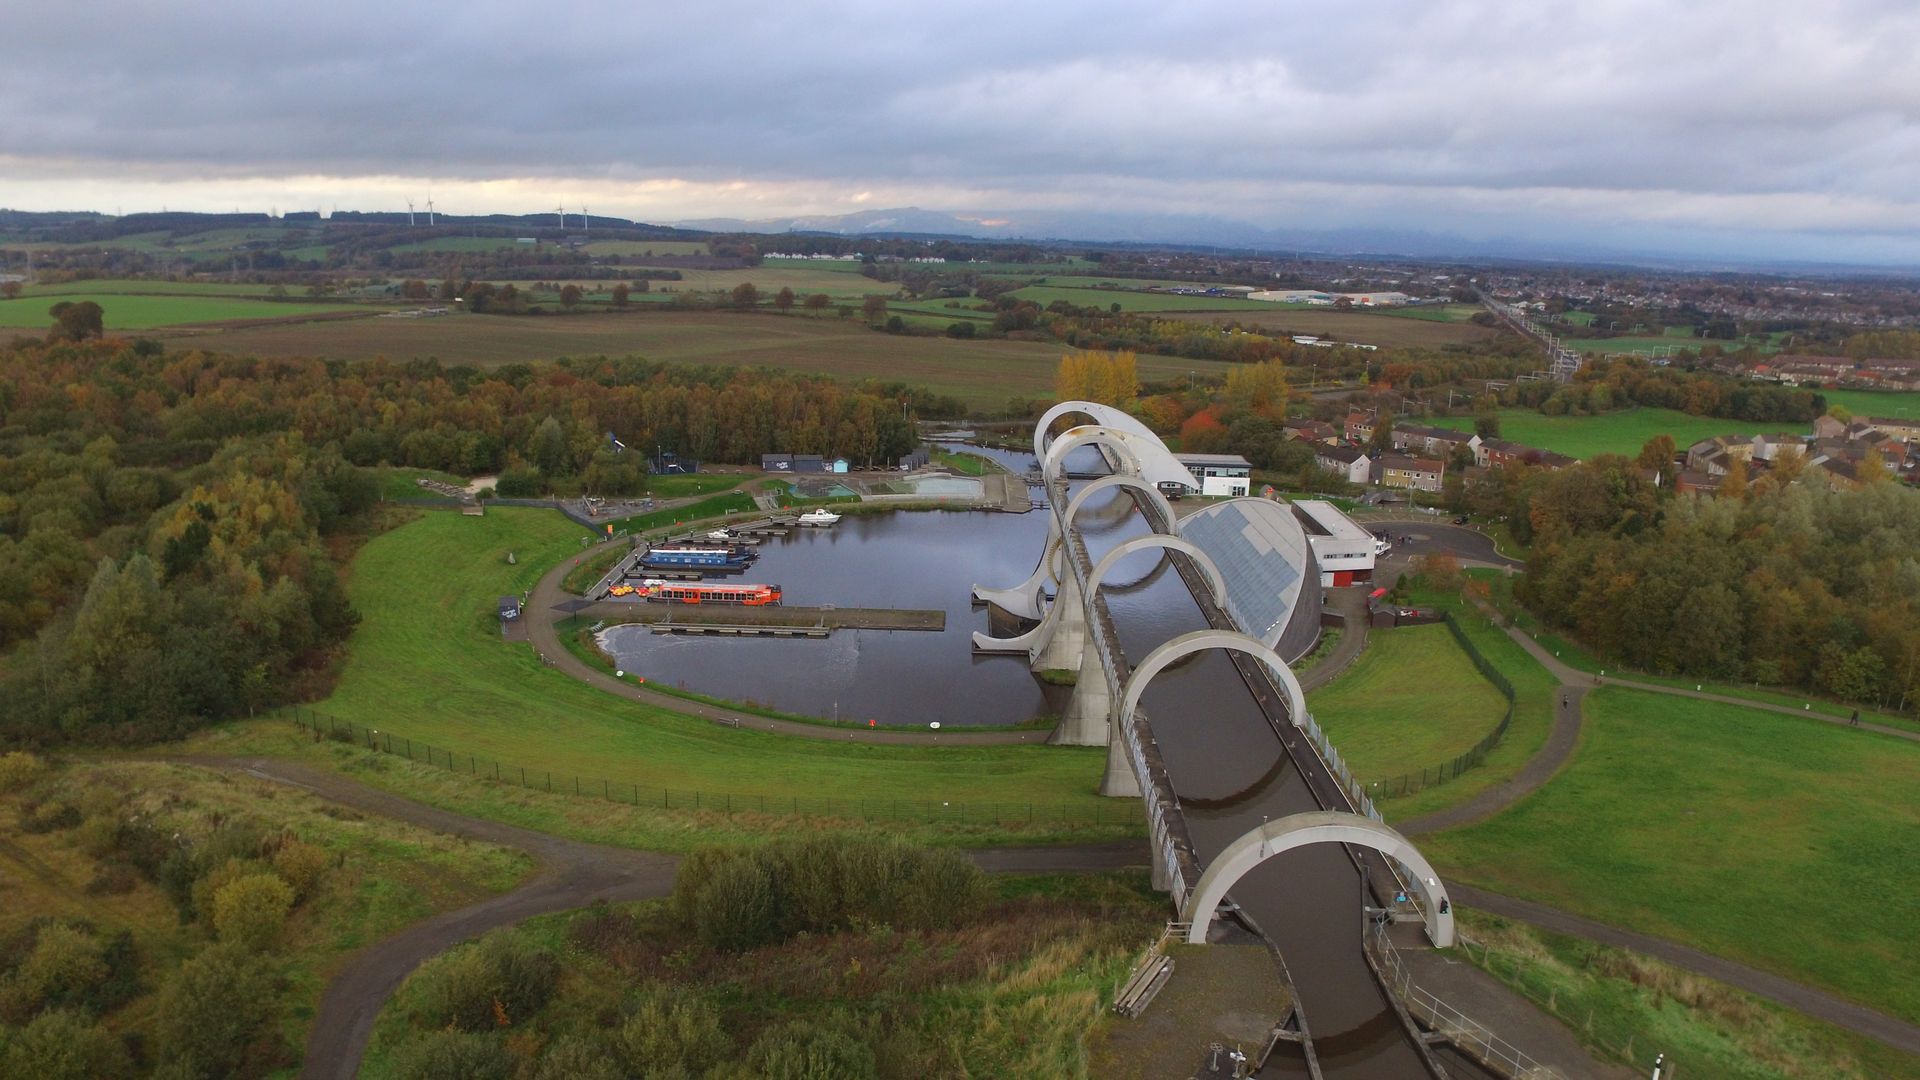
[636,581,782,606]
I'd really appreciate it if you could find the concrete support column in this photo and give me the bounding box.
[1048,636,1112,746]
[1099,728,1143,798]
[1031,560,1086,671]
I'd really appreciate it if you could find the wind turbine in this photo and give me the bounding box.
[556,204,567,230]
[406,198,416,226]
[581,205,589,234]
[426,192,435,226]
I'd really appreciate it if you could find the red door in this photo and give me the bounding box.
[1333,571,1354,587]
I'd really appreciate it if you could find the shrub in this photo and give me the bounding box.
[151,944,277,1079]
[531,1034,624,1080]
[746,1020,878,1080]
[669,847,734,925]
[19,799,82,834]
[615,985,729,1076]
[211,872,296,950]
[690,858,778,951]
[269,837,331,902]
[0,924,108,1022]
[406,932,558,1033]
[0,1007,132,1080]
[390,1030,515,1080]
[0,751,48,793]
[189,857,263,926]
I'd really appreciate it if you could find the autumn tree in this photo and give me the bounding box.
[1223,360,1289,415]
[774,287,795,313]
[0,281,22,300]
[861,295,888,324]
[560,284,583,309]
[611,283,630,309]
[1719,456,1748,500]
[731,282,760,308]
[1054,350,1139,407]
[804,292,830,314]
[401,279,430,300]
[1473,413,1501,439]
[1636,434,1676,474]
[48,300,104,341]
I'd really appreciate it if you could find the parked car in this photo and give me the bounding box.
[1451,515,1470,525]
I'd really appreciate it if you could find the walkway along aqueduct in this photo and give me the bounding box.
[973,400,1456,951]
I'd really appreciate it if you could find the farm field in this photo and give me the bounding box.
[1372,302,1482,322]
[1427,407,1801,459]
[1569,331,1779,355]
[179,309,1237,407]
[1169,306,1503,348]
[1006,284,1260,312]
[647,265,888,296]
[14,278,285,297]
[1309,623,1508,784]
[0,291,364,330]
[1421,688,1920,1025]
[299,508,1118,819]
[585,239,710,256]
[998,274,1237,291]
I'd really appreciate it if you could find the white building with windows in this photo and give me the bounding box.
[1173,453,1252,497]
[1291,499,1375,587]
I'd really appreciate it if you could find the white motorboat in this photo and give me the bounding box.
[798,508,842,526]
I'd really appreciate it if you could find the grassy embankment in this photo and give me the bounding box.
[360,863,1163,1080]
[1308,623,1507,785]
[179,507,1134,850]
[1456,910,1918,1080]
[1426,688,1920,1026]
[0,755,529,1075]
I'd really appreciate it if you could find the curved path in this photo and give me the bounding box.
[173,757,1144,1080]
[527,535,1046,744]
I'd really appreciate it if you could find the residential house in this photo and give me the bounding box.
[1284,418,1341,445]
[1391,423,1479,462]
[1376,453,1445,493]
[1314,444,1372,485]
[1685,435,1755,472]
[1750,433,1807,462]
[1673,469,1724,495]
[1343,410,1377,444]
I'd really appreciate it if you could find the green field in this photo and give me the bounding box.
[1309,623,1508,784]
[1423,688,1920,1024]
[1429,407,1796,460]
[646,473,747,498]
[0,291,365,329]
[1006,285,1260,313]
[386,235,527,255]
[590,239,710,256]
[1372,303,1482,322]
[1821,387,1920,421]
[1570,328,1778,355]
[15,278,285,297]
[307,508,1116,814]
[171,309,1238,408]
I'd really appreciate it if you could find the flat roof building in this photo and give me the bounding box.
[1173,453,1252,497]
[1291,499,1375,587]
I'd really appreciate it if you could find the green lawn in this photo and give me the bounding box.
[647,473,746,498]
[308,508,1115,814]
[371,466,472,501]
[1309,623,1508,788]
[0,291,362,329]
[1429,407,1800,460]
[1423,688,1920,1025]
[1822,388,1920,422]
[602,490,756,530]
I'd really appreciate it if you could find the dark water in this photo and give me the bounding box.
[595,444,1101,728]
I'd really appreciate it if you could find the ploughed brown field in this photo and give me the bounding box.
[1159,307,1503,349]
[156,309,1241,406]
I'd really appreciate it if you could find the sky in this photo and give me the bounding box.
[4,0,1920,264]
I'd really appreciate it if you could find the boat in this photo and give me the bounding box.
[640,544,754,570]
[705,527,736,541]
[636,581,782,606]
[797,508,842,527]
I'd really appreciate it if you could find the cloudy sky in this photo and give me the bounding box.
[4,0,1919,263]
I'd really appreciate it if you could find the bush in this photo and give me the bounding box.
[211,872,295,950]
[494,467,544,498]
[690,857,778,951]
[532,1034,624,1080]
[269,837,331,902]
[0,1007,131,1080]
[18,799,82,834]
[0,924,108,1022]
[746,1020,878,1080]
[615,985,729,1076]
[0,751,48,793]
[406,932,558,1033]
[151,944,277,1079]
[390,1030,514,1080]
[188,857,263,926]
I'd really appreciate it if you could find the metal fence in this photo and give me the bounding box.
[284,707,1145,828]
[1367,923,1566,1080]
[1361,611,1517,800]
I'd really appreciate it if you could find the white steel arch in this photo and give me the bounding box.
[1088,535,1226,610]
[1119,629,1309,736]
[1042,424,1197,491]
[1182,812,1455,947]
[1034,400,1164,463]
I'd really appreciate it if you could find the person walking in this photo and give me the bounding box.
[1850,709,1861,727]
